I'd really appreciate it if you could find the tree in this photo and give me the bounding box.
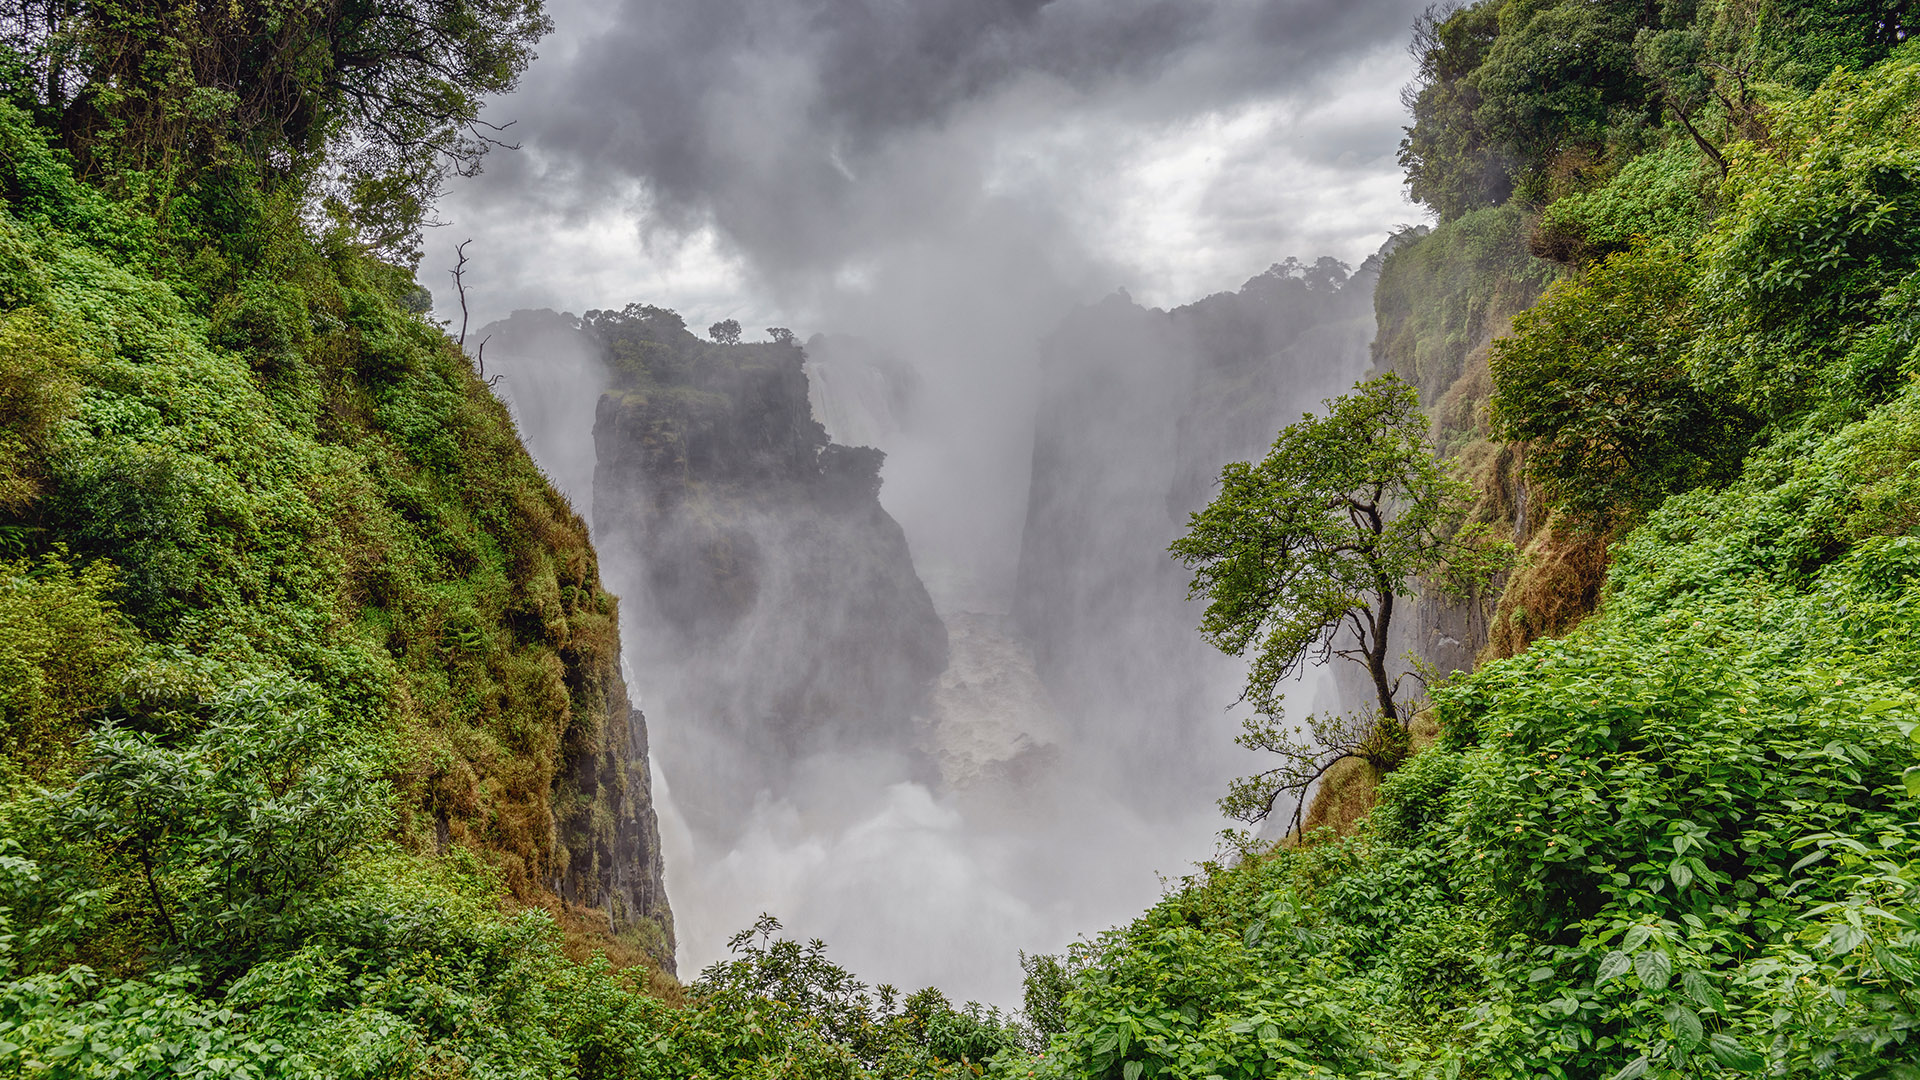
[1171,375,1508,828]
[1489,241,1752,523]
[0,0,552,260]
[708,318,742,345]
[66,678,391,962]
[1399,0,1515,219]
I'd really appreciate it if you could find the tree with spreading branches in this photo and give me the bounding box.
[0,0,551,261]
[1172,374,1509,830]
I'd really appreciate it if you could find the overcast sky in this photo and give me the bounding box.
[425,0,1434,335]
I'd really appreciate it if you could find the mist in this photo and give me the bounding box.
[444,0,1428,1007]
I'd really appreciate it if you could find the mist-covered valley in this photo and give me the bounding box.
[14,0,1920,1073]
[473,252,1381,1003]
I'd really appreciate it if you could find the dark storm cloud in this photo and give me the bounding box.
[490,0,1426,273]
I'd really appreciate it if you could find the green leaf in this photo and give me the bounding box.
[1668,859,1694,890]
[1680,970,1724,1013]
[1826,923,1868,957]
[1529,966,1557,982]
[1705,1033,1765,1071]
[1790,848,1829,872]
[1124,1062,1144,1080]
[1608,1055,1651,1080]
[1903,766,1920,799]
[1633,949,1671,990]
[1662,1003,1703,1049]
[1596,951,1632,985]
[1623,926,1653,952]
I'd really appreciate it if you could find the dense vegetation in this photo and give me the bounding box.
[9,0,1920,1075]
[1007,6,1920,1080]
[0,4,1023,1076]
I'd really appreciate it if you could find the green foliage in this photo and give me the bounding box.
[0,308,81,511]
[1490,241,1754,521]
[1532,141,1713,265]
[1401,0,1515,218]
[692,915,1027,1076]
[1473,0,1651,169]
[0,0,552,260]
[1037,21,1920,1080]
[0,552,130,768]
[0,57,720,1077]
[1175,375,1510,826]
[1694,43,1920,421]
[0,85,1051,1079]
[1039,374,1920,1078]
[1019,951,1075,1046]
[210,279,312,374]
[1370,207,1552,403]
[1757,0,1918,91]
[1397,0,1918,221]
[1176,375,1506,720]
[68,677,393,962]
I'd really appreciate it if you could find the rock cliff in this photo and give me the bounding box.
[570,307,948,841]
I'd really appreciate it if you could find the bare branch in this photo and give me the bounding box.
[450,238,472,349]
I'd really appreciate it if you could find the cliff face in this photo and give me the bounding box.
[1012,258,1378,792]
[549,658,674,962]
[557,307,947,841]
[0,99,676,978]
[1366,212,1564,675]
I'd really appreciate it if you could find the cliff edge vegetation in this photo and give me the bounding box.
[0,6,1030,1076]
[1010,7,1920,1080]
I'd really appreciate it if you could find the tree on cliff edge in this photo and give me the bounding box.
[1172,374,1509,830]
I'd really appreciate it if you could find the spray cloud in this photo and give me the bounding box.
[439,0,1429,1005]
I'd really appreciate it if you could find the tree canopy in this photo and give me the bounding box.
[1172,375,1508,825]
[1490,240,1754,522]
[1175,374,1503,721]
[0,0,551,261]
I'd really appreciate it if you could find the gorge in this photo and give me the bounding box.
[474,251,1387,1000]
[8,0,1920,1075]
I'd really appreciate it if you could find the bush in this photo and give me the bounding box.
[0,552,132,768]
[1490,241,1754,522]
[1694,44,1920,422]
[1533,141,1713,265]
[0,309,80,511]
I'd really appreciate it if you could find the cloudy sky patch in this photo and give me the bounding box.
[425,0,1433,331]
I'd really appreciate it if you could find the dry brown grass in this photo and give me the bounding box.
[1292,712,1442,842]
[1485,510,1612,660]
[543,896,685,1002]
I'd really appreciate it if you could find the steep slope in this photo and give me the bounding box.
[1018,23,1920,1080]
[480,306,948,843]
[0,75,675,1013]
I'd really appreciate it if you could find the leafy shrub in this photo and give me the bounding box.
[210,279,311,373]
[0,309,80,511]
[1694,44,1920,421]
[693,915,1026,1075]
[1490,241,1754,522]
[0,552,132,767]
[1029,374,1920,1079]
[67,677,393,965]
[1533,141,1713,265]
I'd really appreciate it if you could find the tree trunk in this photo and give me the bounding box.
[1370,573,1397,721]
